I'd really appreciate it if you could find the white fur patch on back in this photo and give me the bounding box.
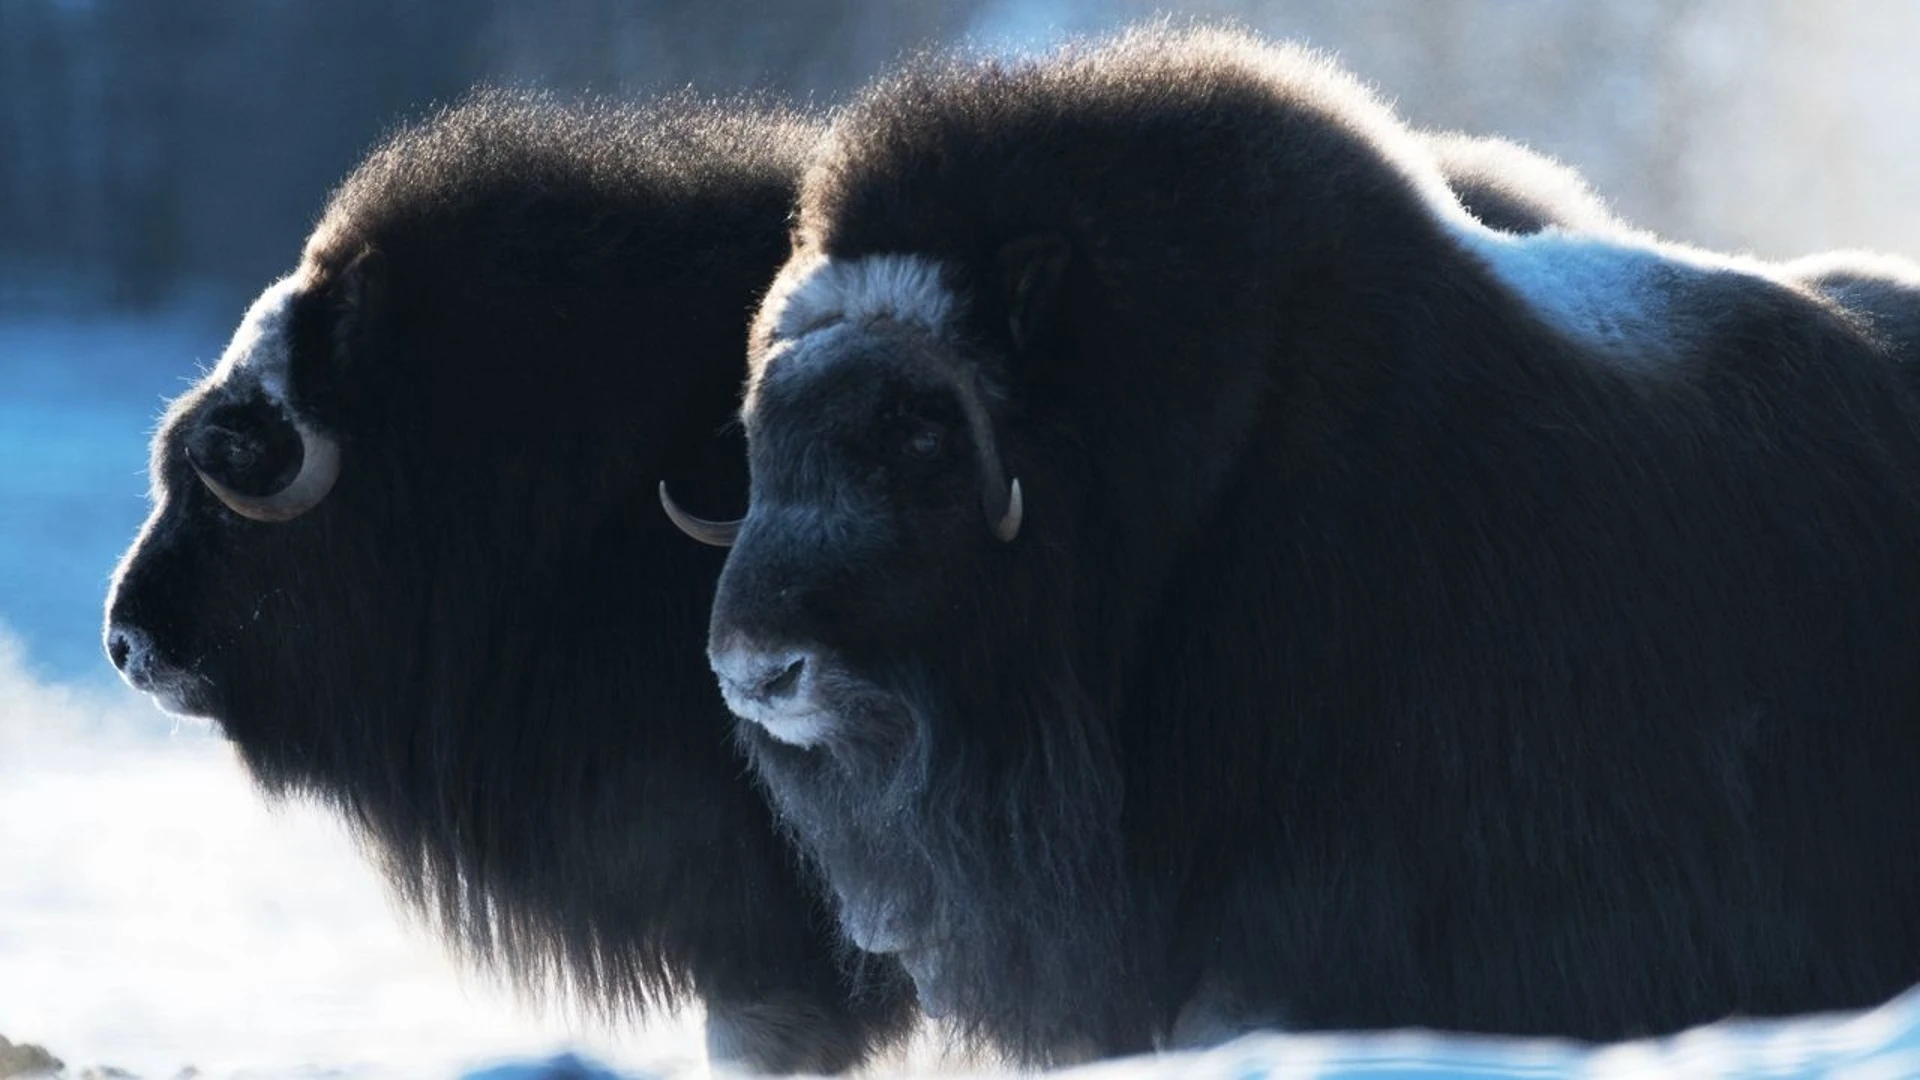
[1446,215,1786,367]
[208,274,302,404]
[1350,82,1777,369]
[755,252,957,347]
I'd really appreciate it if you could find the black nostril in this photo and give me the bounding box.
[106,628,131,671]
[761,656,805,699]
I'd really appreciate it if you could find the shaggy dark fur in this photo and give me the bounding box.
[702,27,1920,1064]
[103,91,914,1073]
[1788,252,1920,367]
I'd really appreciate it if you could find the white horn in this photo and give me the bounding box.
[193,417,341,524]
[659,481,743,548]
[992,477,1023,543]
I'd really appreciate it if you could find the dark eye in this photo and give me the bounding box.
[902,423,946,461]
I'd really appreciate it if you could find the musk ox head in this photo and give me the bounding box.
[687,227,1148,1057]
[105,270,347,719]
[694,247,1045,747]
[103,92,913,1073]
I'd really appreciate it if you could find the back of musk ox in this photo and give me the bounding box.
[102,92,915,1073]
[1419,131,1623,236]
[1426,132,1920,355]
[1425,136,1920,359]
[684,27,1920,1064]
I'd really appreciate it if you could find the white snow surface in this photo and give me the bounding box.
[0,627,707,1080]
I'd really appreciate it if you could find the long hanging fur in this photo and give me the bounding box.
[104,89,916,1074]
[706,26,1920,1064]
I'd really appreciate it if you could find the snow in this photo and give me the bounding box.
[0,628,707,1080]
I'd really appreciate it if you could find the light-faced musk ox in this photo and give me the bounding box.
[673,26,1920,1065]
[102,92,916,1073]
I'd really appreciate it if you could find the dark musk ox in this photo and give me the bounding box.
[101,92,915,1073]
[674,26,1920,1065]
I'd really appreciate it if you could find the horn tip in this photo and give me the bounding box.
[994,477,1024,543]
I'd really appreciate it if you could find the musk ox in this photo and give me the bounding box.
[676,27,1920,1064]
[102,92,914,1073]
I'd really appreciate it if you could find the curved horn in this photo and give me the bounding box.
[659,482,742,548]
[953,373,1025,544]
[193,417,341,524]
[991,477,1023,543]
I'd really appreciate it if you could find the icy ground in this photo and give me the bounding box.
[0,629,711,1079]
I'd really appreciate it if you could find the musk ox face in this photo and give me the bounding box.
[696,242,1143,1053]
[106,269,362,739]
[703,251,1031,752]
[105,241,483,784]
[104,241,566,793]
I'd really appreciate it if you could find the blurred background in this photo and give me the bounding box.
[3,1,1918,1076]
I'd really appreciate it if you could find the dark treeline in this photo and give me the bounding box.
[4,1,1912,317]
[0,0,982,314]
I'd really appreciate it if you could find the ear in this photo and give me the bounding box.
[997,232,1072,355]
